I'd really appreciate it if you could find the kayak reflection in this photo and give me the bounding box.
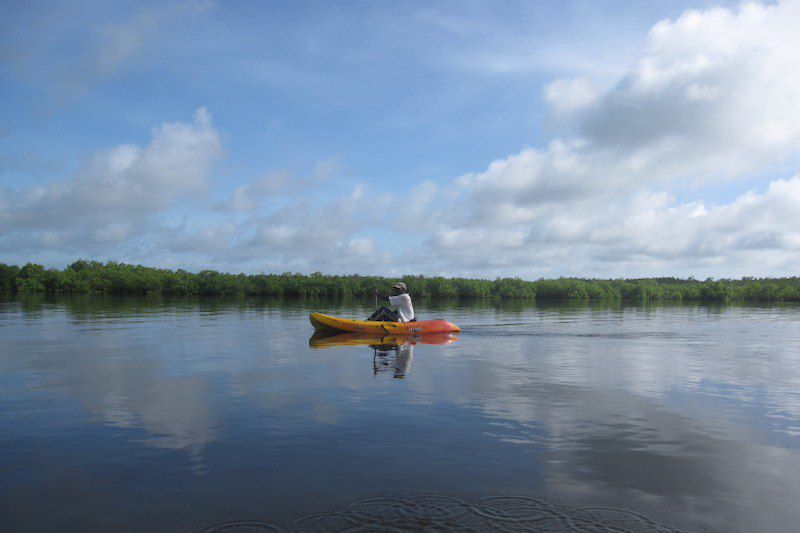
[308,332,459,379]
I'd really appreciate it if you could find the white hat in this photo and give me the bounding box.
[393,282,407,292]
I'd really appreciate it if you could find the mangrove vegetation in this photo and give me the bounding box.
[1,260,800,302]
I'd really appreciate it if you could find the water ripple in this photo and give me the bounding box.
[197,494,693,532]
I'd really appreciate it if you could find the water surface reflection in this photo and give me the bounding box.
[1,296,799,531]
[309,331,458,378]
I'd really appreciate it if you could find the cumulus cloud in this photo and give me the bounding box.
[225,171,296,212]
[222,159,341,213]
[578,2,800,179]
[544,77,599,116]
[5,1,800,278]
[227,185,394,272]
[0,108,221,251]
[0,107,387,272]
[414,0,800,277]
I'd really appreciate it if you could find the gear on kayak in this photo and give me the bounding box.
[366,306,400,321]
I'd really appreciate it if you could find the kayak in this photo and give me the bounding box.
[309,331,458,349]
[309,312,461,334]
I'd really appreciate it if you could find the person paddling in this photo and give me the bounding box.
[370,282,416,323]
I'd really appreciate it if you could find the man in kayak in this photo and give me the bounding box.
[370,282,416,322]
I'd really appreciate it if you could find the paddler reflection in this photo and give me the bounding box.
[372,340,413,378]
[308,332,458,379]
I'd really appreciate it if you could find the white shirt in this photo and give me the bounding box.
[388,293,415,323]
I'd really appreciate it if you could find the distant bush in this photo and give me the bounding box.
[0,261,798,302]
[699,281,730,302]
[0,264,20,291]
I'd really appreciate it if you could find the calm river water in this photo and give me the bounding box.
[1,295,799,532]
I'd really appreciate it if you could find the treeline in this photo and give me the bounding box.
[1,261,800,302]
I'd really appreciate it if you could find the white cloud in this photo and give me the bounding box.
[4,2,800,278]
[0,105,389,272]
[346,237,375,257]
[222,159,341,213]
[411,0,800,277]
[580,2,800,179]
[416,173,800,277]
[544,77,599,115]
[226,185,394,272]
[0,108,221,249]
[225,172,295,212]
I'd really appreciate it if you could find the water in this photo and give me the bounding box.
[1,295,799,532]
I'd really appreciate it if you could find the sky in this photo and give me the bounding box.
[1,0,800,279]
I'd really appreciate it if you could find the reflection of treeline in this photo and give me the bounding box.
[1,261,799,302]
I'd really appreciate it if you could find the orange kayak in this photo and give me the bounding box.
[309,312,461,334]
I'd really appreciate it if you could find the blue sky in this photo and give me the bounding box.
[2,0,800,278]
